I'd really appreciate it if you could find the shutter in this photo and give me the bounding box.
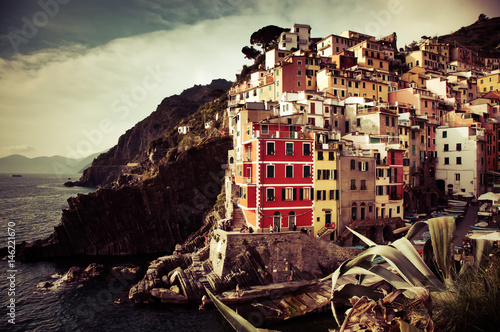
[282,188,286,200]
[293,188,297,201]
[300,188,304,200]
[311,188,314,200]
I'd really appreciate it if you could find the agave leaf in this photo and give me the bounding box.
[205,289,260,332]
[427,217,455,281]
[347,226,377,247]
[333,283,385,304]
[390,318,421,332]
[391,237,443,289]
[405,220,429,241]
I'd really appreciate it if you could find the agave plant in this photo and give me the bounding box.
[329,216,457,331]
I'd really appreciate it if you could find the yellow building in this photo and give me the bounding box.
[349,40,390,72]
[313,133,340,240]
[406,50,447,73]
[401,67,428,89]
[477,73,500,94]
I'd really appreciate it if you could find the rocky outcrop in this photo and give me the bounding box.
[19,137,233,259]
[74,79,232,187]
[129,230,362,305]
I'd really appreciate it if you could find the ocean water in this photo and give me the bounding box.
[0,174,334,331]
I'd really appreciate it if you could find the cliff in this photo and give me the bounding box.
[75,79,232,187]
[19,137,233,259]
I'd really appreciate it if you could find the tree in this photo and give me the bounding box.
[250,25,287,51]
[241,46,260,60]
[478,13,488,22]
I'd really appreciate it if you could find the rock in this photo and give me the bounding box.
[18,137,233,259]
[85,263,104,277]
[37,281,53,288]
[161,275,170,287]
[112,265,142,277]
[65,266,88,283]
[170,285,181,294]
[150,288,188,304]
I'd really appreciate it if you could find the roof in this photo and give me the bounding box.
[483,91,500,100]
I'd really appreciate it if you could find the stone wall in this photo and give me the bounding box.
[209,230,361,283]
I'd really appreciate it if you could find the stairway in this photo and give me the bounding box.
[231,205,245,231]
[191,253,214,293]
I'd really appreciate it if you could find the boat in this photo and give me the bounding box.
[471,225,500,231]
[413,239,427,245]
[11,174,22,177]
[447,199,467,207]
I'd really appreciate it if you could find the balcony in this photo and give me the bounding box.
[390,194,402,201]
[243,177,252,184]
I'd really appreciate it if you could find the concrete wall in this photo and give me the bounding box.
[209,229,359,283]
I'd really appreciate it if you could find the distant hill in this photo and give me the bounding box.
[0,153,100,174]
[438,16,500,57]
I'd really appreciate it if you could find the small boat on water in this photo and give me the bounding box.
[470,221,499,231]
[448,199,467,207]
[11,174,22,177]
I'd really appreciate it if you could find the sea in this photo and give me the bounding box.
[0,173,335,331]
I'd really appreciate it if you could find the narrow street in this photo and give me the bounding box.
[454,203,479,246]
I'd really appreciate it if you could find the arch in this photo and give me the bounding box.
[360,202,366,220]
[273,212,281,232]
[229,156,234,164]
[288,211,296,231]
[351,202,357,221]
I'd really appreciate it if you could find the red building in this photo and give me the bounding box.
[235,121,315,232]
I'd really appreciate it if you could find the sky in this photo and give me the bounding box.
[1,0,499,159]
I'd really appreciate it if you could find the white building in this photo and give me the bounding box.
[435,126,487,198]
[278,24,311,51]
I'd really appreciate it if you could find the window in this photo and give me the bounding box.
[442,131,447,138]
[361,179,367,190]
[352,203,357,220]
[329,152,335,160]
[285,142,294,155]
[266,188,275,201]
[350,159,356,170]
[456,143,462,151]
[283,187,296,201]
[455,173,460,181]
[298,70,302,76]
[267,141,275,155]
[246,146,251,161]
[329,190,335,200]
[350,179,356,190]
[261,124,269,134]
[267,165,275,178]
[285,165,293,178]
[303,165,311,178]
[300,187,311,200]
[303,143,311,156]
[318,151,324,160]
[444,144,449,151]
[456,157,462,165]
[357,118,361,126]
[444,157,449,165]
[391,117,395,127]
[386,117,390,126]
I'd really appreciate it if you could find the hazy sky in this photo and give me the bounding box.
[1,0,499,159]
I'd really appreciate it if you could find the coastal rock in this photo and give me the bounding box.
[85,263,104,277]
[112,265,142,277]
[18,137,233,259]
[150,288,188,304]
[74,79,232,188]
[65,266,87,283]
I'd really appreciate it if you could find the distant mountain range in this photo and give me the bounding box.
[0,153,100,174]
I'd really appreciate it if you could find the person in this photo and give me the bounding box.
[249,227,254,233]
[235,284,241,297]
[199,295,209,310]
[293,224,297,231]
[269,225,273,233]
[193,247,197,254]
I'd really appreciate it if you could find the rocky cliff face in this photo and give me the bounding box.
[76,79,232,187]
[19,137,233,259]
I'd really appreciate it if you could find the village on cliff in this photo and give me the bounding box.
[177,23,500,242]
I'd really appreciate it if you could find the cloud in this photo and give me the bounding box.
[0,16,256,158]
[1,145,36,156]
